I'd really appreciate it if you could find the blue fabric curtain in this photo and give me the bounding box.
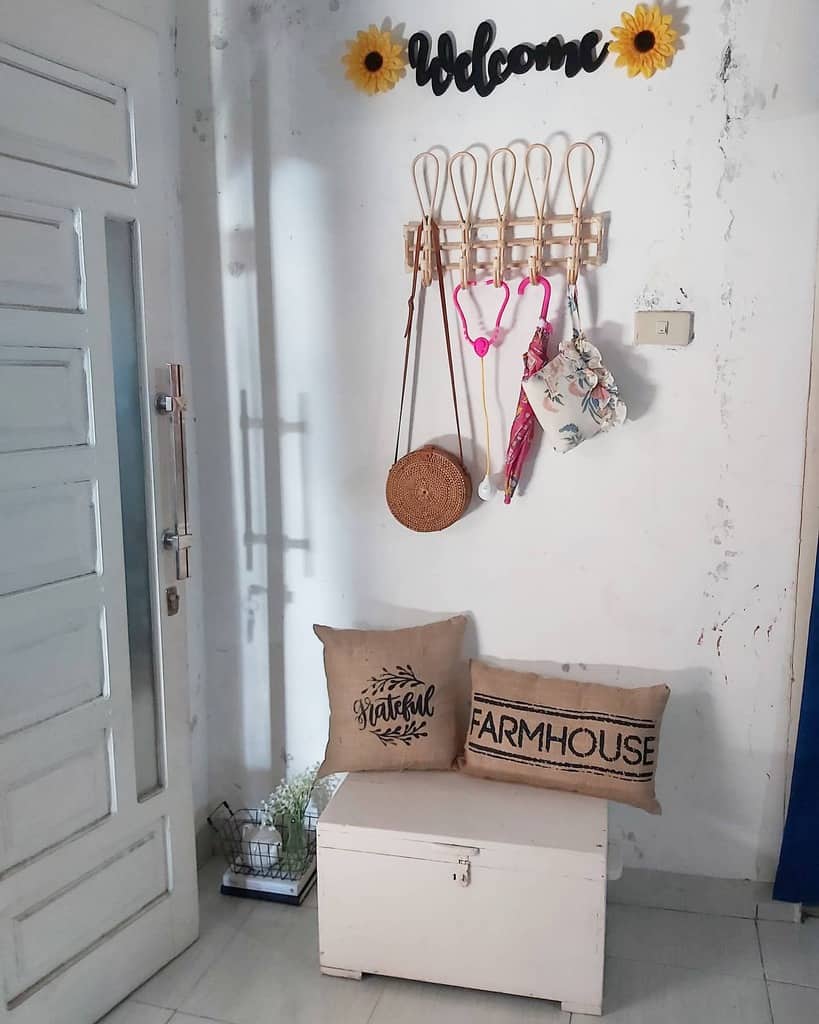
[774,546,819,904]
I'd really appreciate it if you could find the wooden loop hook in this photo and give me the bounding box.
[489,147,516,287]
[524,143,553,284]
[412,151,441,287]
[448,150,478,289]
[565,141,595,286]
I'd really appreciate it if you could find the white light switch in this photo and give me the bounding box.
[634,310,693,346]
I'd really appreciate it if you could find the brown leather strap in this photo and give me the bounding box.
[432,220,465,465]
[394,224,423,465]
[393,221,465,467]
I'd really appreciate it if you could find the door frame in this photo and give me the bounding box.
[786,241,819,800]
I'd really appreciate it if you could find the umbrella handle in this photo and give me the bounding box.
[517,275,552,323]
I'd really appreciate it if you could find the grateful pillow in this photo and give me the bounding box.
[314,616,467,776]
[462,661,670,813]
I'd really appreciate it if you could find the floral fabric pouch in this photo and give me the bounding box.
[522,283,626,452]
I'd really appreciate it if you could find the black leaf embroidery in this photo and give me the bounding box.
[362,665,425,696]
[372,721,430,746]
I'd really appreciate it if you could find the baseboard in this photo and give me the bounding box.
[607,867,801,922]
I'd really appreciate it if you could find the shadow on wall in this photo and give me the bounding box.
[241,4,357,778]
[184,0,291,811]
[349,600,773,877]
[228,2,665,782]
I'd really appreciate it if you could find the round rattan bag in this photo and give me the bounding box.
[386,445,472,533]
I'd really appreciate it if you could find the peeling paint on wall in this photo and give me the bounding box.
[191,0,819,884]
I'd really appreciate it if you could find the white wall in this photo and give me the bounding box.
[185,0,819,881]
[176,0,287,842]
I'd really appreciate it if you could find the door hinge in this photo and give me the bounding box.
[453,856,471,887]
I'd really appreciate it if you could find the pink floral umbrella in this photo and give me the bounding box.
[504,278,552,504]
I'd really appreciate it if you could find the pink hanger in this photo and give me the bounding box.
[517,274,552,324]
[452,278,511,358]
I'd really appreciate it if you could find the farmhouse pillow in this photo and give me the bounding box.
[314,616,467,776]
[462,661,670,813]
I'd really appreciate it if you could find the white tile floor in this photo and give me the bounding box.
[102,859,819,1024]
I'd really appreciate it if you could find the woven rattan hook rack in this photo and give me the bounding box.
[404,142,605,288]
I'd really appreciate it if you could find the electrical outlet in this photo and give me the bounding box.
[634,310,693,346]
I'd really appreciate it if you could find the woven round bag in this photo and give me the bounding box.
[386,445,472,533]
[388,223,471,533]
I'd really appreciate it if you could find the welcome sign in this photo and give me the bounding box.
[342,9,680,96]
[408,20,610,96]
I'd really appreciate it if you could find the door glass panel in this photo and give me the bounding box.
[105,218,163,799]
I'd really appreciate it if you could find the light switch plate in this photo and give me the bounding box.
[634,310,693,346]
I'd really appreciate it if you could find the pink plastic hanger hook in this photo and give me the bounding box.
[517,274,552,322]
[452,278,511,358]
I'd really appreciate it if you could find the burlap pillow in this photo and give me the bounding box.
[462,661,670,813]
[314,616,467,776]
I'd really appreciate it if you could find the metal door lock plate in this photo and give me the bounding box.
[453,857,471,887]
[166,586,180,616]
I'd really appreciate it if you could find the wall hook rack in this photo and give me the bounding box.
[404,143,606,285]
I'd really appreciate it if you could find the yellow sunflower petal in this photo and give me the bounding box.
[341,25,407,94]
[610,4,679,78]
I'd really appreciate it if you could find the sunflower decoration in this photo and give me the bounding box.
[342,25,406,95]
[610,5,679,78]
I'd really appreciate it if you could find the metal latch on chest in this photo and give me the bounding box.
[454,857,471,887]
[431,843,480,887]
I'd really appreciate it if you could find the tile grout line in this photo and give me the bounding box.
[363,980,388,1024]
[168,1008,237,1024]
[604,950,764,980]
[755,919,776,1024]
[158,909,252,1016]
[610,902,761,921]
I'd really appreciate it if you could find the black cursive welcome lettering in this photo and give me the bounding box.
[408,20,609,97]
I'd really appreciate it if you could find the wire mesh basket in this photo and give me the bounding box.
[207,801,318,882]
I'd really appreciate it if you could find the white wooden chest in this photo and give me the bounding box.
[317,771,607,1016]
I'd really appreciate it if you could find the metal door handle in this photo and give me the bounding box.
[156,363,192,580]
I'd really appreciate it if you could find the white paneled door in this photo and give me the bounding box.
[0,2,198,1022]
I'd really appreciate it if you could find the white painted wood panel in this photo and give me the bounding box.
[0,3,199,1019]
[0,41,134,185]
[318,772,607,1014]
[2,822,169,1003]
[319,846,605,1010]
[0,480,99,596]
[0,582,106,738]
[0,345,90,452]
[0,195,84,310]
[319,770,608,856]
[0,722,112,871]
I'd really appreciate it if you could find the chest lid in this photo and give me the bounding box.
[318,771,607,873]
